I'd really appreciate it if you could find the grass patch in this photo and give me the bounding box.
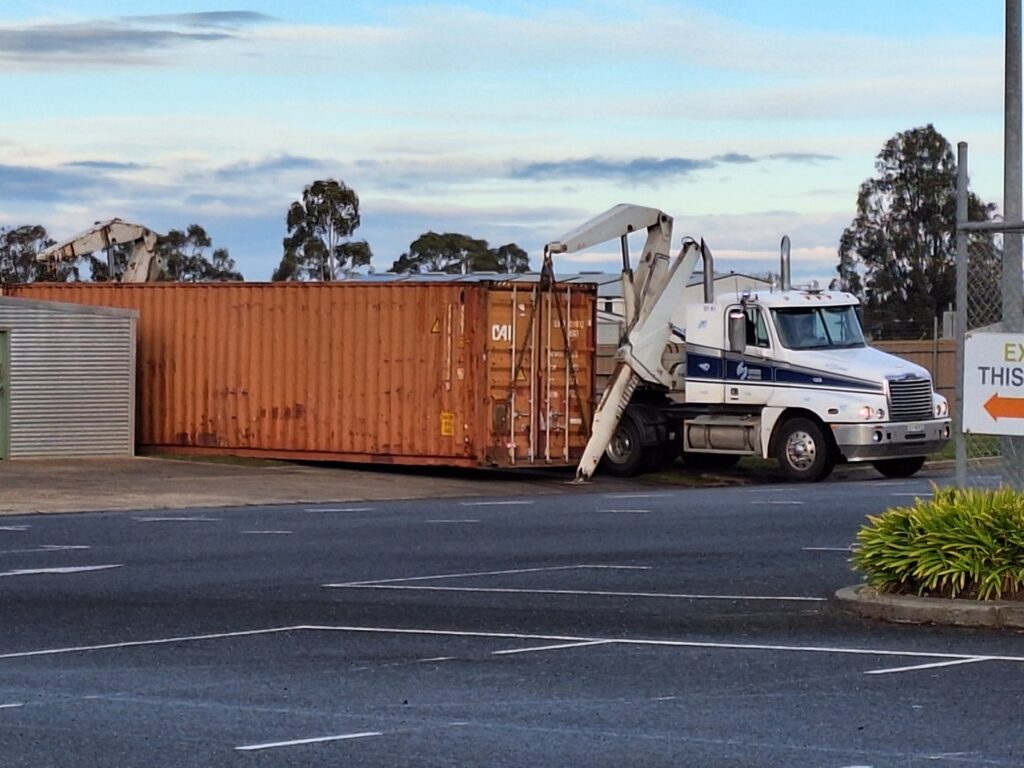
[852,486,1024,601]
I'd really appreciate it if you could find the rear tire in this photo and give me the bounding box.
[599,410,646,477]
[872,456,926,478]
[773,417,834,482]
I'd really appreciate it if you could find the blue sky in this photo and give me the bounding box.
[0,1,1013,283]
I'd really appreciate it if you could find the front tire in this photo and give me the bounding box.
[872,456,926,478]
[599,410,646,477]
[773,417,834,482]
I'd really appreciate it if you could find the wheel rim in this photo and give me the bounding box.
[606,430,634,464]
[784,430,817,471]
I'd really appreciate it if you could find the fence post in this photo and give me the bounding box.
[1004,0,1024,487]
[955,142,969,488]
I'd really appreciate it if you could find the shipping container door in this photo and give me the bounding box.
[536,287,594,463]
[485,285,594,466]
[0,330,8,459]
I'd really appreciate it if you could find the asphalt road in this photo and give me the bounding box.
[2,471,1022,767]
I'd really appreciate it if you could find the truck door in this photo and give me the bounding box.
[0,330,8,459]
[726,305,773,406]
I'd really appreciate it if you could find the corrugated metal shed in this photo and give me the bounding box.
[0,296,136,459]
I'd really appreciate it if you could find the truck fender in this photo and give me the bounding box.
[760,407,787,459]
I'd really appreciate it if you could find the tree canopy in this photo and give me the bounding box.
[390,232,530,274]
[157,225,243,282]
[0,225,60,283]
[273,179,372,281]
[837,124,998,339]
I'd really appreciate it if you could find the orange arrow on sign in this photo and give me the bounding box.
[984,393,1024,420]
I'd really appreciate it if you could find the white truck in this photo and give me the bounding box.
[546,204,952,482]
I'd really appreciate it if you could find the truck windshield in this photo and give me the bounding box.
[772,306,866,350]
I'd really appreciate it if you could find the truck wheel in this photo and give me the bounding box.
[872,456,926,478]
[600,411,646,477]
[773,417,834,482]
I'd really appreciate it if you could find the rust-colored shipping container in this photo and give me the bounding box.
[6,282,595,469]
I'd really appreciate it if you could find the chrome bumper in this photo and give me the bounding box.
[830,419,952,462]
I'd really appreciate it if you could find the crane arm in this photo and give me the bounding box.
[39,219,163,282]
[544,204,714,481]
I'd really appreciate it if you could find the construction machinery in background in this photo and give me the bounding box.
[547,204,952,483]
[38,219,163,283]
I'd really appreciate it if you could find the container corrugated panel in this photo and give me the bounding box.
[6,282,595,468]
[0,297,136,458]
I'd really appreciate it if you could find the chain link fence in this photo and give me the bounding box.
[956,147,1024,489]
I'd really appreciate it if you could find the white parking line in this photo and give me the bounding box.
[236,731,382,751]
[0,545,91,554]
[328,584,826,603]
[243,530,293,535]
[4,624,1019,679]
[0,526,29,532]
[0,565,122,578]
[0,702,24,709]
[459,500,534,507]
[864,657,992,676]
[332,564,649,587]
[492,640,613,656]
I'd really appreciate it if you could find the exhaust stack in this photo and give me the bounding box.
[780,235,792,291]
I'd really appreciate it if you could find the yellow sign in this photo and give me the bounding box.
[431,318,441,334]
[440,410,455,436]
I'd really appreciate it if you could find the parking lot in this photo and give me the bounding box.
[2,470,1022,767]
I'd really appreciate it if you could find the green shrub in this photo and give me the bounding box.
[851,486,1024,600]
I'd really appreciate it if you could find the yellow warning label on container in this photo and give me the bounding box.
[516,369,527,382]
[440,410,455,436]
[431,318,441,334]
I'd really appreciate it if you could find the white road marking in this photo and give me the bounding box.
[332,564,649,587]
[0,565,122,578]
[802,546,854,553]
[750,501,804,505]
[133,516,219,522]
[0,702,25,709]
[5,624,1021,678]
[0,526,29,532]
[595,509,651,514]
[425,520,480,524]
[0,626,299,660]
[492,640,613,656]
[0,545,91,554]
[459,500,534,507]
[653,696,677,701]
[305,507,372,513]
[891,493,933,498]
[864,657,992,676]
[328,584,826,603]
[418,656,454,663]
[243,530,293,535]
[236,731,382,751]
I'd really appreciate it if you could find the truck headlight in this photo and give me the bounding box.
[858,406,886,420]
[934,400,948,417]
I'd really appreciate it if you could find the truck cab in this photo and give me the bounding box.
[677,285,951,481]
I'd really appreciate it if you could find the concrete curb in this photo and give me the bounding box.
[836,584,1024,629]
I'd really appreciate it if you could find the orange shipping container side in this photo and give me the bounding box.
[8,282,595,469]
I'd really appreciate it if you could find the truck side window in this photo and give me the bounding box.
[744,307,771,348]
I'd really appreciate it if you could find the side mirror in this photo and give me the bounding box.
[728,309,746,353]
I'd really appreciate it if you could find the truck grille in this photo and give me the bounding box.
[887,376,933,421]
